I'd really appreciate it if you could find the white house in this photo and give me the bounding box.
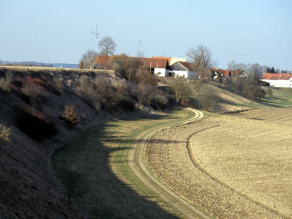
[167,61,196,79]
[140,58,169,77]
[261,73,292,87]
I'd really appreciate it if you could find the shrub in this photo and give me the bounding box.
[266,87,273,98]
[14,103,57,141]
[53,77,66,91]
[63,104,79,129]
[87,87,101,110]
[181,100,196,109]
[79,75,92,94]
[47,82,62,96]
[5,71,14,84]
[0,124,12,142]
[33,78,47,89]
[118,97,135,111]
[149,94,168,110]
[198,85,218,110]
[0,78,11,93]
[138,83,154,102]
[114,82,129,97]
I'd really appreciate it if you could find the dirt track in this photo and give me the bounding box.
[128,109,210,218]
[146,113,291,219]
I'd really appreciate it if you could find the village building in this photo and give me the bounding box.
[167,61,196,79]
[261,73,292,87]
[92,55,111,69]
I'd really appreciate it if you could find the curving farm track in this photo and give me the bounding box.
[128,109,210,219]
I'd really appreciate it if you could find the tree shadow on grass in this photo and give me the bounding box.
[52,118,187,219]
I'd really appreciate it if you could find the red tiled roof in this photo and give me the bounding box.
[93,55,111,66]
[217,69,230,78]
[231,70,242,76]
[260,73,292,80]
[279,73,292,80]
[140,58,169,68]
[179,62,193,70]
[152,56,171,65]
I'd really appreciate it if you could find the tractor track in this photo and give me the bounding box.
[128,108,209,219]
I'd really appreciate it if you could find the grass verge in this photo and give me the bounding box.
[52,108,197,218]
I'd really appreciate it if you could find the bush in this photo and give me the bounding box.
[53,77,66,91]
[0,124,11,142]
[0,78,11,93]
[198,85,218,110]
[63,104,79,129]
[87,87,100,110]
[118,97,135,111]
[79,75,92,94]
[14,103,57,141]
[149,94,168,110]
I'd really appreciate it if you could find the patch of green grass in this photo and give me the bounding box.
[52,108,196,218]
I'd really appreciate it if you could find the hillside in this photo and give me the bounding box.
[0,66,162,218]
[0,66,290,218]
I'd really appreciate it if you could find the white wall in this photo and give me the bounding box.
[261,79,292,87]
[167,70,195,79]
[154,68,167,77]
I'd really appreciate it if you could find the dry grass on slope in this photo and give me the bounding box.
[0,66,163,219]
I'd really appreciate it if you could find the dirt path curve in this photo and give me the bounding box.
[128,108,209,219]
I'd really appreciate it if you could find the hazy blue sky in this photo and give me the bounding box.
[1,0,292,70]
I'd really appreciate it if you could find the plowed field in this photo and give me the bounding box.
[146,108,292,219]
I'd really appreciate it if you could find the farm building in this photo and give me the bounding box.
[212,69,248,79]
[167,61,196,79]
[140,58,170,76]
[261,73,292,87]
[92,55,111,69]
[152,56,186,65]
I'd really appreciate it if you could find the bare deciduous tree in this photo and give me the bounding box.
[186,44,214,69]
[98,36,117,56]
[168,78,192,103]
[198,84,218,110]
[79,50,98,69]
[244,63,263,77]
[228,60,245,72]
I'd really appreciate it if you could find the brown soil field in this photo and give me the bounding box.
[146,108,292,219]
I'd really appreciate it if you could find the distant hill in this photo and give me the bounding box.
[0,60,78,69]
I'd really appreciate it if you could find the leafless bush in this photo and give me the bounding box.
[168,77,192,103]
[149,94,168,110]
[94,78,107,97]
[76,86,87,99]
[53,77,66,91]
[0,124,11,143]
[118,97,135,111]
[5,71,14,83]
[266,87,273,98]
[0,78,11,92]
[63,104,79,129]
[138,83,154,102]
[114,82,129,97]
[63,167,86,208]
[87,87,101,110]
[198,85,218,110]
[79,75,92,94]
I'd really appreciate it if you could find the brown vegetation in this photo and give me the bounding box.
[146,110,292,218]
[0,66,174,218]
[63,104,79,129]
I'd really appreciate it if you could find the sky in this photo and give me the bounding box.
[1,0,292,70]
